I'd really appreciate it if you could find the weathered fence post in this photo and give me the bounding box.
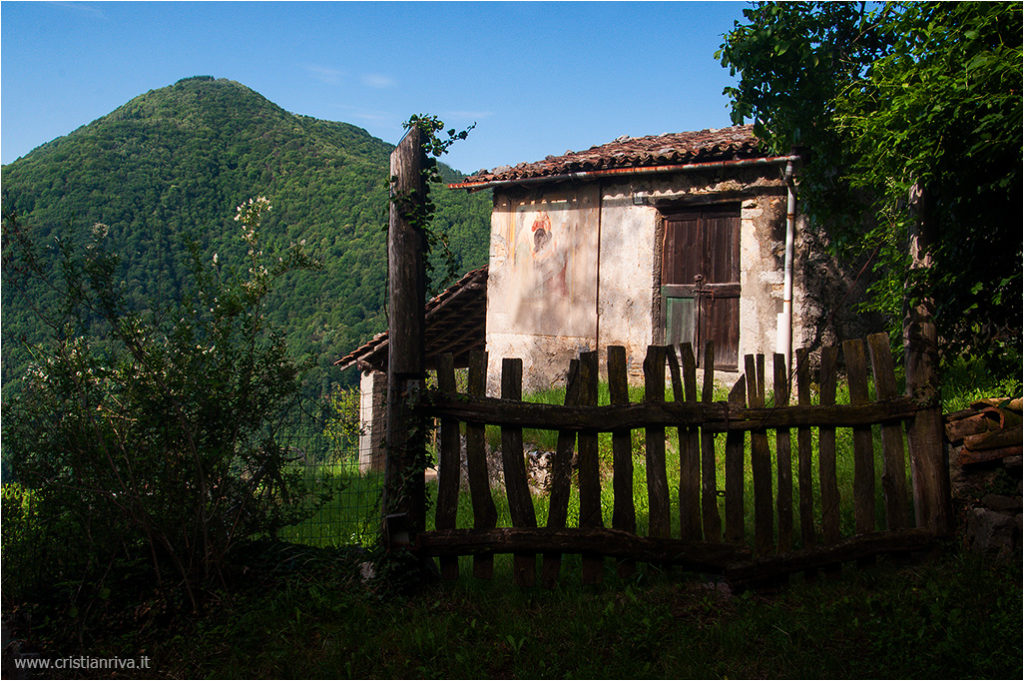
[542,358,581,587]
[501,358,537,586]
[674,343,702,542]
[383,125,428,543]
[818,345,841,546]
[578,351,603,584]
[795,348,815,548]
[904,183,952,535]
[867,333,910,530]
[746,354,773,555]
[773,353,794,553]
[844,339,876,536]
[724,374,747,544]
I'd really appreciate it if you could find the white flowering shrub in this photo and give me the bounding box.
[2,199,321,609]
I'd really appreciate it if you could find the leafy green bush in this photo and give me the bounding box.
[1,198,324,610]
[941,354,1023,413]
[324,384,363,466]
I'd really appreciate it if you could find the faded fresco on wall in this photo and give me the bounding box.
[514,208,568,306]
[502,192,598,338]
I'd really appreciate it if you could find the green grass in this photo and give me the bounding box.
[59,544,1021,679]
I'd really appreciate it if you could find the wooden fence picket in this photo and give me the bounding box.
[724,374,747,544]
[607,346,637,578]
[700,342,722,542]
[644,346,671,539]
[746,354,774,555]
[795,348,815,548]
[676,343,702,541]
[665,345,684,539]
[500,358,536,586]
[578,351,603,584]
[773,354,794,553]
[542,359,580,587]
[819,345,841,545]
[434,353,461,579]
[465,350,497,579]
[844,339,876,535]
[866,333,910,530]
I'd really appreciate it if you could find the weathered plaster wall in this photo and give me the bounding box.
[739,191,788,375]
[793,216,886,356]
[595,191,658,382]
[485,185,601,394]
[358,369,386,472]
[484,166,826,394]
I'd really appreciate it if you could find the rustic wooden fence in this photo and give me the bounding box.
[412,336,943,588]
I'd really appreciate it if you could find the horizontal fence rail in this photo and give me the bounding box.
[412,332,942,587]
[420,395,928,431]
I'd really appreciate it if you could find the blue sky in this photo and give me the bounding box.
[2,1,749,174]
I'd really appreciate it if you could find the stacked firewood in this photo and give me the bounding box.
[944,398,1023,466]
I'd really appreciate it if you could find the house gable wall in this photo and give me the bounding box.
[484,166,815,395]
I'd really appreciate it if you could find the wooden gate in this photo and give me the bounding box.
[413,337,945,588]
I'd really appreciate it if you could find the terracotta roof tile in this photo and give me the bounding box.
[458,125,762,185]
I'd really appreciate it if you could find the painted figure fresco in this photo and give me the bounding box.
[487,189,599,344]
[515,210,569,300]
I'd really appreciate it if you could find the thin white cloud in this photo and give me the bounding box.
[51,2,105,18]
[304,64,344,85]
[361,73,396,89]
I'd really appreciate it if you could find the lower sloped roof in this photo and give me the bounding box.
[334,265,487,373]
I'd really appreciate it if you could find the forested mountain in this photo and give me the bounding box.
[2,76,491,396]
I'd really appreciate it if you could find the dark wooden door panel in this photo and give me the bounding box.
[661,206,740,369]
[705,213,740,285]
[704,297,739,369]
[662,214,701,286]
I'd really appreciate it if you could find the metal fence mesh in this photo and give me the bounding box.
[276,399,383,548]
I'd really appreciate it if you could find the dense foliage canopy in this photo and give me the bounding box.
[1,76,492,398]
[718,2,1022,365]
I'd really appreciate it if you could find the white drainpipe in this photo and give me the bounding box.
[778,159,797,373]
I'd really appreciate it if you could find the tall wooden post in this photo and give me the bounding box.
[904,183,952,535]
[383,125,428,541]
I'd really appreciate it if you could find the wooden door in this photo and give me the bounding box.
[662,206,740,369]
